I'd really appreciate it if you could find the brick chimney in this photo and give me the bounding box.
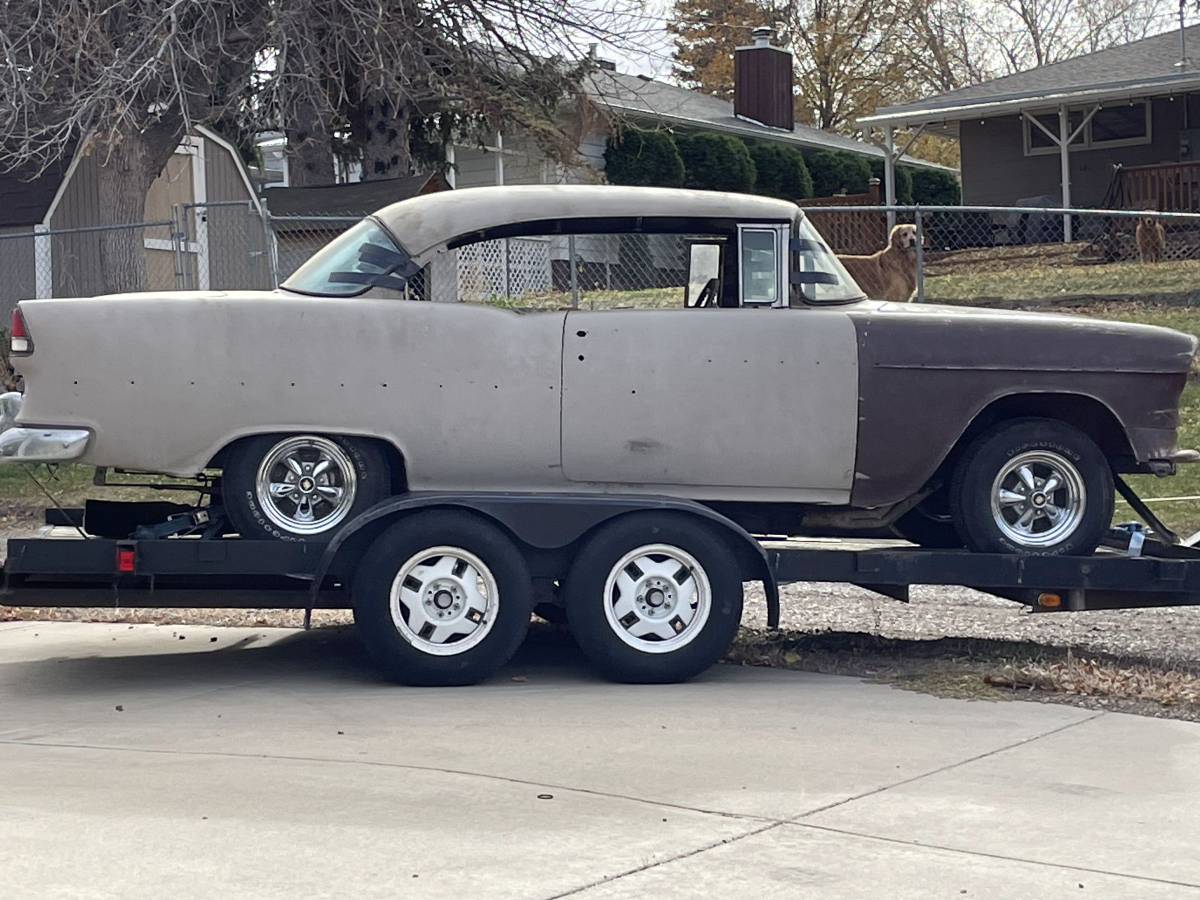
[734,27,794,131]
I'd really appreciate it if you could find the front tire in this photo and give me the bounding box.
[563,513,743,684]
[949,418,1113,556]
[352,511,533,686]
[221,434,390,541]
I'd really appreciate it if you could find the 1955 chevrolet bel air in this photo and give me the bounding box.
[1,185,1196,557]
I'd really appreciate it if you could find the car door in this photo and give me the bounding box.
[560,226,859,496]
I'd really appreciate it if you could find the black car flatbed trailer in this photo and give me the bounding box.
[3,490,1200,622]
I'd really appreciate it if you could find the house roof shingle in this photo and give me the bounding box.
[590,71,954,171]
[865,24,1200,126]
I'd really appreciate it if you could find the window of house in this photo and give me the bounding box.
[1089,103,1151,147]
[1022,102,1151,156]
[1023,110,1084,155]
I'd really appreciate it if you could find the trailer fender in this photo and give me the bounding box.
[307,491,780,627]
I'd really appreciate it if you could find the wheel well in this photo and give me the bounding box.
[932,393,1132,488]
[207,432,408,493]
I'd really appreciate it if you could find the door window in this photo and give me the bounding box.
[739,227,781,306]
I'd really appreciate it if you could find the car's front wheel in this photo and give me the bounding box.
[949,418,1114,556]
[221,433,391,541]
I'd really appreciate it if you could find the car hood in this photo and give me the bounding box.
[847,300,1198,374]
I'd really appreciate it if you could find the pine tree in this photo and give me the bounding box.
[669,0,772,100]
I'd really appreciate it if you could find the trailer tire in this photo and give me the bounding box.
[221,433,390,541]
[563,513,743,683]
[949,418,1113,556]
[352,511,533,686]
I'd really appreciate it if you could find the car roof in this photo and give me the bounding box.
[371,185,800,259]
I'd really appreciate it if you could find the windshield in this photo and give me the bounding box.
[790,214,865,304]
[281,218,414,297]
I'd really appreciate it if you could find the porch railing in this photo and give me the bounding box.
[1116,160,1200,212]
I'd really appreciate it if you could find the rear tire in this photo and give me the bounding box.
[221,433,390,541]
[563,513,743,684]
[352,510,533,686]
[949,418,1113,556]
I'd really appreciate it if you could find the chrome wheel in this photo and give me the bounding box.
[389,546,499,656]
[254,436,357,535]
[990,450,1086,547]
[602,544,711,653]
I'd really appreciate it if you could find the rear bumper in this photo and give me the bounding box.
[0,392,89,464]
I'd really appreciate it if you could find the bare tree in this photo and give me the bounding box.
[783,0,905,131]
[0,0,645,289]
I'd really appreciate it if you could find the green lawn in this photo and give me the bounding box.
[925,255,1200,306]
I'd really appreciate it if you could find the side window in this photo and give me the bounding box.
[426,231,732,310]
[685,242,722,308]
[739,227,782,306]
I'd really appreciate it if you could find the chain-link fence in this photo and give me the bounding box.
[417,232,711,309]
[803,205,1200,305]
[6,202,1200,316]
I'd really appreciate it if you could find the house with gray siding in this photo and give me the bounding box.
[862,24,1200,232]
[0,125,260,316]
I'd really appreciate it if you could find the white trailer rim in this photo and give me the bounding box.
[389,546,499,656]
[602,543,712,653]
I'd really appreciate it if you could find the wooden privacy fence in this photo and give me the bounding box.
[802,179,889,254]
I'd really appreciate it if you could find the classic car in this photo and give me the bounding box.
[2,185,1196,559]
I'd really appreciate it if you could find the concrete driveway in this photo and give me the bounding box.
[0,620,1197,899]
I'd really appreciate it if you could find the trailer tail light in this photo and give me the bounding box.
[116,547,136,574]
[10,308,31,355]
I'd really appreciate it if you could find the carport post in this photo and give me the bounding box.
[883,127,897,231]
[1058,105,1072,243]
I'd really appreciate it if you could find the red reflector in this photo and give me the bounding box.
[116,548,136,574]
[10,308,30,355]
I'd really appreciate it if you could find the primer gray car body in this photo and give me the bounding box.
[6,185,1197,515]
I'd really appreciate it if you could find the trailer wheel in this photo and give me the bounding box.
[221,434,390,541]
[563,513,743,683]
[352,511,533,686]
[949,418,1114,556]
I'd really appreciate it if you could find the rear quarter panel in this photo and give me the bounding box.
[16,292,568,488]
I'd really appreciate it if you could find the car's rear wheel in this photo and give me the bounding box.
[352,511,533,685]
[221,433,390,541]
[949,418,1114,556]
[563,513,743,683]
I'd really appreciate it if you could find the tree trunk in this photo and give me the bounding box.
[356,93,414,181]
[94,125,181,294]
[285,97,336,187]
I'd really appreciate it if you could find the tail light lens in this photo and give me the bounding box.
[10,308,31,355]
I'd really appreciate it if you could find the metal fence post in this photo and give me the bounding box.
[170,204,188,290]
[568,234,579,308]
[914,207,926,303]
[262,208,279,289]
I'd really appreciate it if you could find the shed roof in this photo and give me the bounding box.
[863,24,1200,128]
[372,184,798,259]
[0,160,70,228]
[262,172,446,218]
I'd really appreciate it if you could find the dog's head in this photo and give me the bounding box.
[890,223,920,254]
[1140,215,1157,227]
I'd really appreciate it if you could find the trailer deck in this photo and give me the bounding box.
[5,501,1199,623]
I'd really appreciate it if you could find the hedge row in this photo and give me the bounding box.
[604,127,958,206]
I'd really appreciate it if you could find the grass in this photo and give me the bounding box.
[726,629,1200,721]
[925,252,1200,306]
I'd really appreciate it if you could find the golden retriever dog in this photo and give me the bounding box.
[837,224,920,302]
[1136,216,1166,263]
